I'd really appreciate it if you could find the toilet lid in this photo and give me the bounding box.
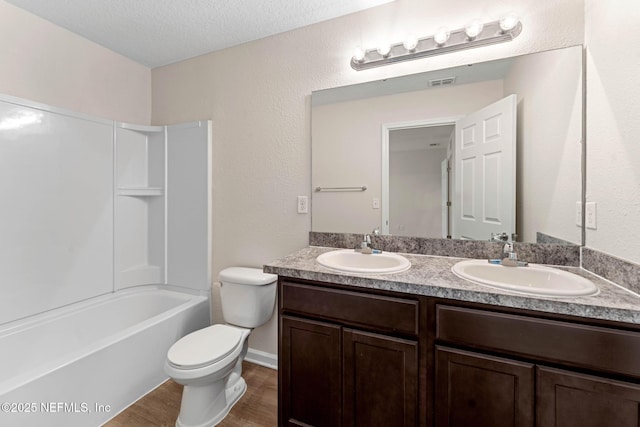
[167,324,243,369]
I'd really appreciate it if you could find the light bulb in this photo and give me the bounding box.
[403,34,418,51]
[499,13,519,32]
[353,46,365,62]
[465,19,484,39]
[377,42,391,57]
[434,27,450,45]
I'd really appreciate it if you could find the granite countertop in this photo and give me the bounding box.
[264,246,640,325]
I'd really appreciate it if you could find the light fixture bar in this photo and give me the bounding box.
[351,20,522,71]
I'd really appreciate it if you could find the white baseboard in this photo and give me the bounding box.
[245,348,278,370]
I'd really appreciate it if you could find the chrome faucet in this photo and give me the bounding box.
[490,232,509,242]
[501,241,528,267]
[360,234,373,254]
[502,241,515,259]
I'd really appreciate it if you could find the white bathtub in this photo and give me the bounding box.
[0,286,210,427]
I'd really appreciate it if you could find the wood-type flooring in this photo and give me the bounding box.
[105,362,277,427]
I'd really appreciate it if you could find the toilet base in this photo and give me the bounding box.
[175,377,247,427]
[167,326,253,427]
[217,377,247,425]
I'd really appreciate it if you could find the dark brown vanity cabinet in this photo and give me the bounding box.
[279,279,427,427]
[537,366,640,427]
[435,304,640,427]
[278,277,640,427]
[280,316,342,426]
[435,346,534,427]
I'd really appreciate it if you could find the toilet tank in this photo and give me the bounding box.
[219,267,277,328]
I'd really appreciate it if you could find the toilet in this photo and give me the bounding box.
[164,267,277,427]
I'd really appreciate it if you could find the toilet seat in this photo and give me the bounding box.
[167,324,244,369]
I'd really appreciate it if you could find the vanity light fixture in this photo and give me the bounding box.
[433,27,450,46]
[377,42,392,57]
[499,13,520,32]
[403,34,418,51]
[464,19,484,39]
[353,46,366,62]
[351,15,522,71]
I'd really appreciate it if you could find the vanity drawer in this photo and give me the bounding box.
[280,281,419,336]
[436,305,640,378]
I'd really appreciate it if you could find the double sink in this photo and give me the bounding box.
[316,249,598,298]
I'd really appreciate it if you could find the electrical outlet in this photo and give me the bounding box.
[575,201,582,226]
[297,196,308,214]
[586,202,597,229]
[372,198,380,209]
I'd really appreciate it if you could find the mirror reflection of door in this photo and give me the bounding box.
[386,124,454,238]
[382,94,516,240]
[452,94,517,240]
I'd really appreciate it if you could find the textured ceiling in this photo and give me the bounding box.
[6,0,393,68]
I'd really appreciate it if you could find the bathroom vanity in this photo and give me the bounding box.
[280,278,425,426]
[266,247,640,427]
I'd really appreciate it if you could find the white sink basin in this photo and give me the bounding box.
[316,249,411,274]
[452,259,599,297]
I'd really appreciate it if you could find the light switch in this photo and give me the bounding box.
[372,198,380,209]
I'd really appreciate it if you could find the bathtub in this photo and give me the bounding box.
[0,286,210,427]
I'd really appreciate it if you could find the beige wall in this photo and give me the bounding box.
[0,0,150,124]
[504,46,583,244]
[152,0,584,355]
[585,0,640,264]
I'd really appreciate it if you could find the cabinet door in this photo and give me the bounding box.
[537,366,640,427]
[435,346,534,427]
[280,316,342,427]
[343,328,418,427]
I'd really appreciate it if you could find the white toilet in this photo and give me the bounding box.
[164,267,277,427]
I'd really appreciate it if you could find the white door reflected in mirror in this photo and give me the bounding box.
[452,94,516,240]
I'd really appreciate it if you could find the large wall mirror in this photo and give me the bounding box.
[311,45,583,245]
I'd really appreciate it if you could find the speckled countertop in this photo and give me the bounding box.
[264,246,640,325]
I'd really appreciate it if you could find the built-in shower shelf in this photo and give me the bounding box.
[114,120,209,291]
[117,187,164,197]
[119,264,162,287]
[118,122,164,133]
